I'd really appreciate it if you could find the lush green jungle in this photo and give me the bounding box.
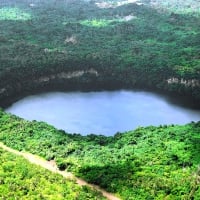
[0,0,200,199]
[0,110,200,199]
[0,146,105,199]
[0,0,200,106]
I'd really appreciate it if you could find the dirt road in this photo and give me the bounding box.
[0,142,121,200]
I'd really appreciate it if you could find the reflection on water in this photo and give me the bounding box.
[5,90,200,136]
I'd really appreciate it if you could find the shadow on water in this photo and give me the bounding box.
[148,88,200,110]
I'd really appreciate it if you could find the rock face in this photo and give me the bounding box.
[35,69,98,84]
[167,77,200,87]
[0,67,199,108]
[0,88,6,95]
[0,69,100,107]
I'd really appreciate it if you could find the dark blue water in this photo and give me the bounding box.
[6,90,200,136]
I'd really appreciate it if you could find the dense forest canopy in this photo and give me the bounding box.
[0,110,200,199]
[0,0,200,106]
[0,146,106,199]
[0,0,200,199]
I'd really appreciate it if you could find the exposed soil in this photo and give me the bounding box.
[0,142,121,200]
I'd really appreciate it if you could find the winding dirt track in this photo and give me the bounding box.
[0,142,121,200]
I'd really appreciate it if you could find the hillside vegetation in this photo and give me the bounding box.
[0,0,200,199]
[0,110,199,199]
[0,0,200,106]
[0,146,105,199]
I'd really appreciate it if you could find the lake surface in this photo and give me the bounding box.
[6,90,200,136]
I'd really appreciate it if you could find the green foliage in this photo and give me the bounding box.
[0,7,31,21]
[0,0,199,104]
[0,0,200,198]
[0,110,199,199]
[80,19,114,27]
[147,0,200,14]
[0,147,105,200]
